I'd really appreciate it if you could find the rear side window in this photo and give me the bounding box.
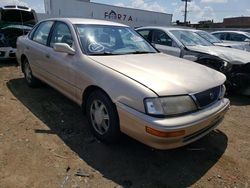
[50,22,73,47]
[32,21,54,45]
[230,33,247,42]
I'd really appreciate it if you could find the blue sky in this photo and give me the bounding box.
[1,0,250,23]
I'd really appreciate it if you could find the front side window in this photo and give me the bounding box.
[137,30,152,42]
[170,30,212,46]
[153,30,177,47]
[75,24,157,55]
[50,22,73,47]
[32,21,54,45]
[213,33,222,39]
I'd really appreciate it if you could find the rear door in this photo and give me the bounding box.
[152,29,181,57]
[27,20,54,78]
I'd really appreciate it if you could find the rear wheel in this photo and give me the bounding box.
[23,59,40,87]
[86,90,120,143]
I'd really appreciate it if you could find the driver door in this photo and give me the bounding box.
[45,21,77,102]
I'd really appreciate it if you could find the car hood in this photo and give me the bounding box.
[89,53,225,96]
[187,45,250,64]
[213,42,248,51]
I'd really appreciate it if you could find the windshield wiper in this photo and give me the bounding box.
[90,51,118,56]
[122,51,156,55]
[90,51,157,56]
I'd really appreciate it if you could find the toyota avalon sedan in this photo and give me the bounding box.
[136,27,250,95]
[16,18,229,149]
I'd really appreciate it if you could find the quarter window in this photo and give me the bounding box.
[50,22,73,47]
[32,21,54,45]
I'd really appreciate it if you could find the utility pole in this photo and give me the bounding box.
[182,0,191,25]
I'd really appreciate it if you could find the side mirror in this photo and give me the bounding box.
[244,38,250,44]
[53,43,75,55]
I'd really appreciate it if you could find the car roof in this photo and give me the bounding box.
[211,30,249,35]
[42,18,129,27]
[136,26,198,32]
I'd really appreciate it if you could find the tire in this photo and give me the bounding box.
[23,58,40,87]
[86,90,120,143]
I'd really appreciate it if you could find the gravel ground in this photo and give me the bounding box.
[0,61,249,188]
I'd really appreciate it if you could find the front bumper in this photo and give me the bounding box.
[117,98,230,150]
[0,47,16,59]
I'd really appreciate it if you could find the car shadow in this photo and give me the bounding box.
[227,93,250,106]
[7,78,228,188]
[0,59,18,68]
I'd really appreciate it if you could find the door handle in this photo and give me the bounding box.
[26,46,29,50]
[45,54,50,59]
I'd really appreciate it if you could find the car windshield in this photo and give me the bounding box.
[244,32,250,38]
[170,30,213,46]
[196,31,221,43]
[75,24,157,55]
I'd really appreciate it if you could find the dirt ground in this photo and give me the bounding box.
[0,60,249,188]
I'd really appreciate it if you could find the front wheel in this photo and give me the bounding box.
[86,90,120,143]
[23,59,40,87]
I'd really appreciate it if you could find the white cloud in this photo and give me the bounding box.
[115,3,126,7]
[201,0,228,3]
[115,0,166,13]
[171,2,178,6]
[173,1,217,23]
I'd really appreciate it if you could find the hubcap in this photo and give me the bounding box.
[24,62,32,83]
[90,100,110,135]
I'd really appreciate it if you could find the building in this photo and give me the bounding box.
[223,16,250,28]
[191,16,250,30]
[37,0,172,28]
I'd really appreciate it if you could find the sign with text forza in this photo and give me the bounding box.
[104,10,133,22]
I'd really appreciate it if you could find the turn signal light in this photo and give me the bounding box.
[145,127,185,138]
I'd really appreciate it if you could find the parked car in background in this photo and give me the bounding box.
[16,18,229,149]
[193,30,248,51]
[136,27,250,95]
[0,5,37,60]
[211,31,250,52]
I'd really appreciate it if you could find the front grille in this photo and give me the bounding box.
[0,51,5,57]
[193,86,221,108]
[9,52,15,57]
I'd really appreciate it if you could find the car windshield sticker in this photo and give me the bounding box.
[88,43,104,52]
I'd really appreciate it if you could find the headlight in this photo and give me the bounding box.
[221,60,232,72]
[144,96,197,116]
[219,85,226,99]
